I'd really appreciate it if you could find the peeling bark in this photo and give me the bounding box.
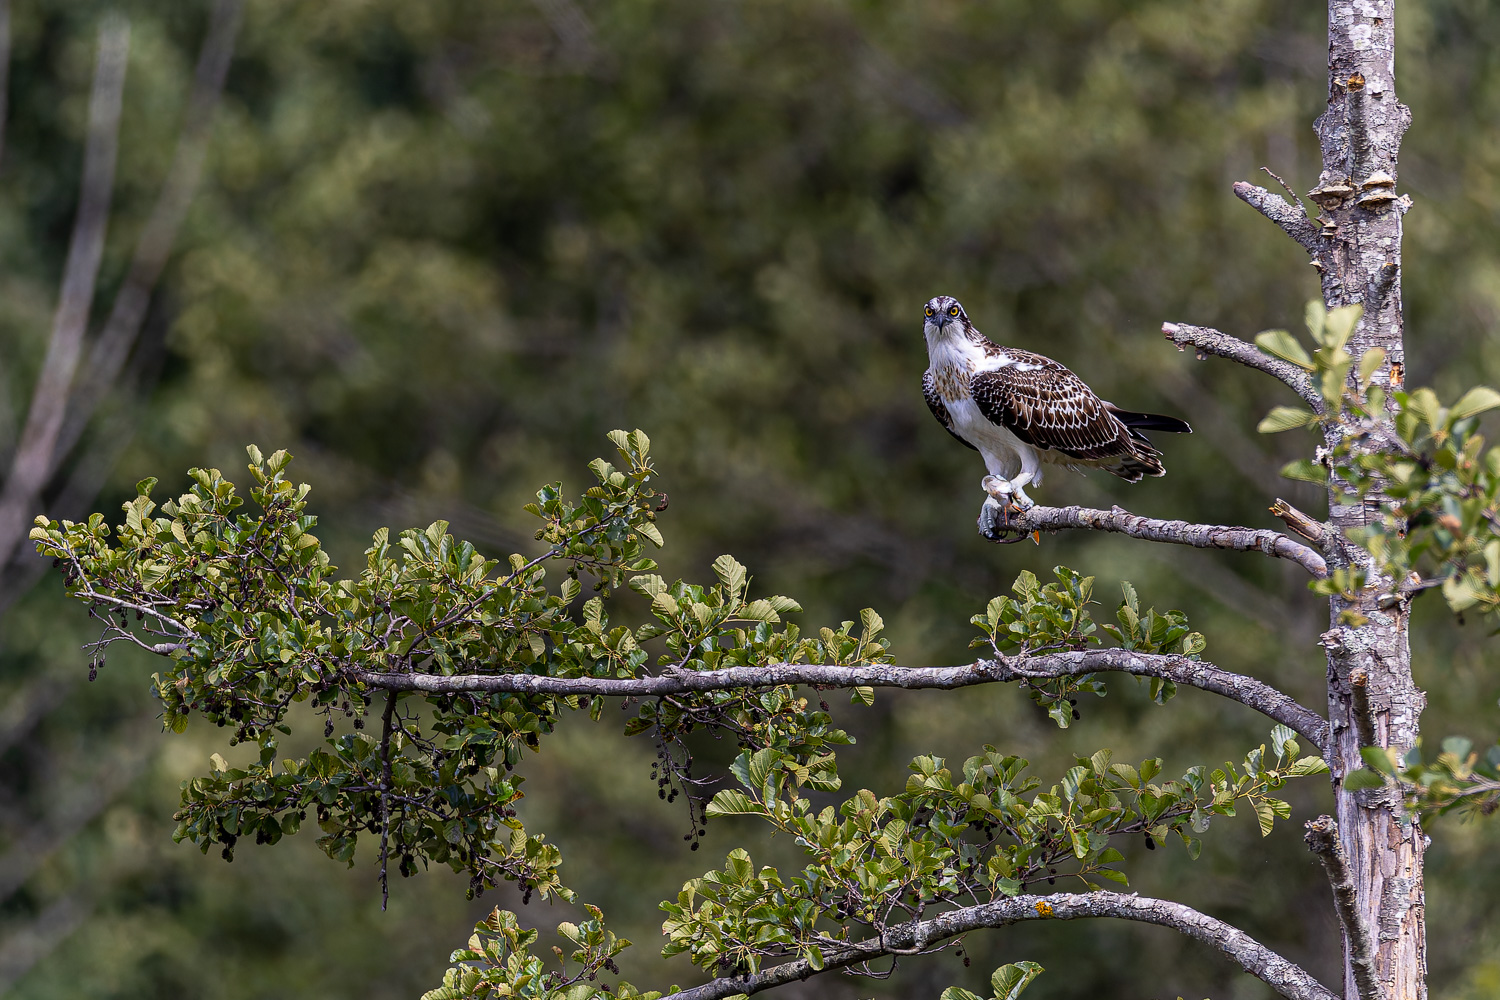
[1314,3,1424,997]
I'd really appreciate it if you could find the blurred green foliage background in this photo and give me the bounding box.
[2,1,1499,997]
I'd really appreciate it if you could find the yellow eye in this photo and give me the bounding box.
[924,306,934,317]
[949,306,960,317]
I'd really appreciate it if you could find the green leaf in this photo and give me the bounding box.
[1322,303,1363,350]
[850,686,875,707]
[1269,725,1296,758]
[705,790,762,816]
[1441,736,1474,760]
[1288,756,1331,776]
[939,989,985,1000]
[1343,768,1386,791]
[1253,799,1275,837]
[1258,406,1319,433]
[805,945,825,971]
[1254,329,1314,370]
[1449,386,1500,421]
[1303,299,1326,345]
[1280,459,1328,484]
[1360,747,1397,774]
[1357,348,1387,385]
[746,748,778,792]
[991,961,1044,1000]
[711,554,748,596]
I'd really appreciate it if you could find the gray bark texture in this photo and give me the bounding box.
[983,502,1329,578]
[1233,2,1424,996]
[354,647,1330,748]
[660,892,1338,1000]
[1316,4,1424,998]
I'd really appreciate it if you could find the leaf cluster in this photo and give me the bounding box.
[673,728,1324,978]
[422,905,658,1000]
[28,432,890,897]
[1256,300,1500,614]
[970,569,1204,727]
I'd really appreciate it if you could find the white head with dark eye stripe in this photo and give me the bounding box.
[923,295,969,339]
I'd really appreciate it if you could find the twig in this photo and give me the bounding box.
[661,891,1338,1000]
[1270,498,1327,546]
[1261,166,1309,216]
[1303,816,1382,1000]
[1162,322,1321,409]
[378,688,398,912]
[353,648,1330,750]
[1233,180,1324,255]
[0,16,130,571]
[52,0,244,471]
[988,503,1329,579]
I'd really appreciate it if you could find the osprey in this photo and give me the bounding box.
[921,295,1191,512]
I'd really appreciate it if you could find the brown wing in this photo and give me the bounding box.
[923,370,977,452]
[970,351,1137,462]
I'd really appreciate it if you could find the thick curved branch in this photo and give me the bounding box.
[1233,180,1324,255]
[1304,816,1381,1000]
[1161,322,1321,409]
[986,504,1328,579]
[662,891,1337,1000]
[352,648,1329,749]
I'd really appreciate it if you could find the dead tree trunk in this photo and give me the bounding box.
[1313,3,1424,999]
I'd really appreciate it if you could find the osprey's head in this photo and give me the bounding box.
[923,296,968,336]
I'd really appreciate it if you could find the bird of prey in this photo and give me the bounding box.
[920,295,1190,519]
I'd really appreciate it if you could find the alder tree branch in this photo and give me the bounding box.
[1233,180,1324,255]
[352,648,1330,749]
[0,16,129,572]
[662,891,1338,1000]
[1161,322,1321,409]
[1304,815,1382,1000]
[53,0,244,470]
[1270,498,1327,546]
[985,504,1329,579]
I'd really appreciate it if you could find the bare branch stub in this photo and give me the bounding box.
[987,503,1329,578]
[1270,498,1328,546]
[1233,180,1325,256]
[1162,322,1321,409]
[1305,816,1382,1000]
[662,891,1338,1000]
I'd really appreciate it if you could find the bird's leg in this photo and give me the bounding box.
[982,474,1035,512]
[979,474,1040,543]
[1006,471,1037,510]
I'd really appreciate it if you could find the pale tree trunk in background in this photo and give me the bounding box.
[1313,2,1425,998]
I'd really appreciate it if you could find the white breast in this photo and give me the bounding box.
[924,334,1036,480]
[945,394,1033,479]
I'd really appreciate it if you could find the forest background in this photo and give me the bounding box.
[1,1,1498,998]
